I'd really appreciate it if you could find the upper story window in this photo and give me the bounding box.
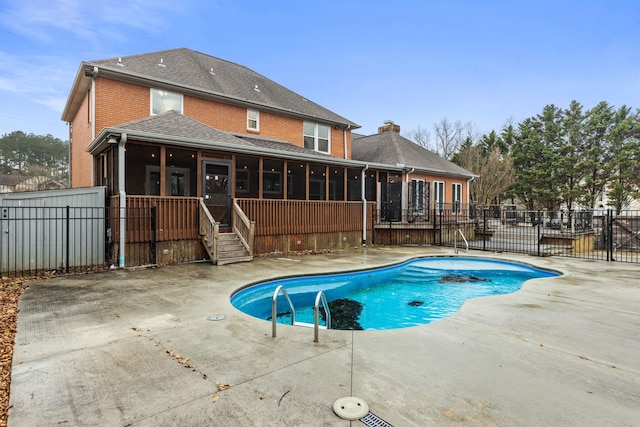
[247,109,260,131]
[151,89,183,115]
[303,122,330,153]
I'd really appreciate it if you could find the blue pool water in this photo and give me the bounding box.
[230,257,560,330]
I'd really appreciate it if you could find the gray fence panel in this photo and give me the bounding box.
[0,187,106,274]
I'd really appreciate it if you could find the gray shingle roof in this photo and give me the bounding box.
[86,48,358,128]
[113,111,251,146]
[352,131,475,178]
[100,112,337,162]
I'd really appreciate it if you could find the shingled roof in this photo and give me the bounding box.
[89,111,340,163]
[352,129,475,179]
[63,48,358,128]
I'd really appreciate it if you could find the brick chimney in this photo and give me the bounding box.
[378,120,400,134]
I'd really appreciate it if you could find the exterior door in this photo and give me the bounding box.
[380,179,402,222]
[203,162,231,226]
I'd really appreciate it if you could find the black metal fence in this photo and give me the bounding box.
[0,206,156,278]
[442,207,640,264]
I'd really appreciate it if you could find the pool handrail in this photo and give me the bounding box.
[454,228,469,254]
[271,285,331,342]
[313,291,331,343]
[272,285,295,338]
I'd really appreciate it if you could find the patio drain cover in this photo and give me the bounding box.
[207,314,226,321]
[333,396,369,420]
[360,411,393,426]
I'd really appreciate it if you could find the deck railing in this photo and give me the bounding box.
[232,200,255,256]
[109,195,200,241]
[236,199,373,236]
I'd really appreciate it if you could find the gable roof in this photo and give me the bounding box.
[63,48,358,129]
[352,131,475,179]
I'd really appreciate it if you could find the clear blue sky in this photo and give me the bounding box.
[1,0,638,141]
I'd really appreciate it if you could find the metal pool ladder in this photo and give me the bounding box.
[454,228,469,254]
[272,285,331,342]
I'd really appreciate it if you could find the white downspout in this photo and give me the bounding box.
[90,69,97,186]
[467,177,473,219]
[361,164,369,245]
[118,133,127,268]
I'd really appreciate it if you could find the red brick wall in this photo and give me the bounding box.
[410,172,468,204]
[69,89,93,188]
[95,78,149,131]
[69,76,352,187]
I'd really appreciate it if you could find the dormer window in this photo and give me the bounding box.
[247,109,260,131]
[151,89,183,115]
[303,122,330,153]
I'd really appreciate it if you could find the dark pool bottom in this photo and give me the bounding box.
[230,257,560,330]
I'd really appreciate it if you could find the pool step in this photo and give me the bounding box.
[293,320,327,329]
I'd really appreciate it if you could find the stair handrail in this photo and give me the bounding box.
[232,200,255,257]
[454,228,469,254]
[313,291,331,343]
[272,285,295,338]
[199,199,219,262]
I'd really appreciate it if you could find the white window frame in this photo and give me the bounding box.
[303,121,331,154]
[452,183,462,213]
[411,179,425,214]
[247,109,260,131]
[434,181,445,213]
[150,89,183,115]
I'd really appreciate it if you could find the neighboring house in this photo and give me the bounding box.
[0,175,22,193]
[61,48,474,266]
[0,174,65,193]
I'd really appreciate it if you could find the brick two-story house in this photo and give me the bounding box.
[61,48,474,266]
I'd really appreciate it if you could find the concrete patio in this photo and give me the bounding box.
[8,247,640,426]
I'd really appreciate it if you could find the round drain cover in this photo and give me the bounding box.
[333,396,369,420]
[207,314,226,321]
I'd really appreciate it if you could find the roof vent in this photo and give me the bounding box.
[254,85,260,92]
[116,57,124,67]
[210,67,215,75]
[158,58,166,67]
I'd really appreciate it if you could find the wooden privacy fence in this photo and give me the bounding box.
[236,199,374,236]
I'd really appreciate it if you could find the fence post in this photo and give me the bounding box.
[607,209,613,262]
[66,205,70,274]
[483,208,488,251]
[151,206,157,265]
[537,209,541,257]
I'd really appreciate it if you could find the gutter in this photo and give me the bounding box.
[118,133,127,268]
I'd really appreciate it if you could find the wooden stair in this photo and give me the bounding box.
[216,232,253,265]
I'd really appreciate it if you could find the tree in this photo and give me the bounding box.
[511,105,565,210]
[457,143,514,206]
[403,125,431,150]
[580,102,615,209]
[432,118,471,160]
[558,100,586,211]
[605,106,640,213]
[0,131,69,186]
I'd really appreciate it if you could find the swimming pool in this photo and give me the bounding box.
[230,257,560,330]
